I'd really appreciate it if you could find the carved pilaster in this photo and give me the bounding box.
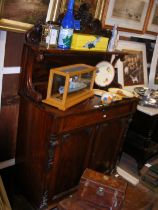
[39,191,48,210]
[48,134,59,169]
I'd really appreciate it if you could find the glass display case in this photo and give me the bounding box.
[42,64,96,110]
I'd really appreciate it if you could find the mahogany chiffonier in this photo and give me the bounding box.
[15,44,138,210]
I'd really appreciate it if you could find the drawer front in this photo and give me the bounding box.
[60,103,132,132]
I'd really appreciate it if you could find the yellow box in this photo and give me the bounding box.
[71,33,109,52]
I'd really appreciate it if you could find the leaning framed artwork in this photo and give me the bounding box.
[0,0,59,33]
[116,40,148,91]
[146,0,158,34]
[0,176,12,210]
[102,0,153,33]
[149,36,158,89]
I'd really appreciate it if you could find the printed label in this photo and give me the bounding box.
[50,29,59,45]
[58,28,73,48]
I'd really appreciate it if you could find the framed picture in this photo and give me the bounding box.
[149,36,158,89]
[0,0,60,33]
[102,0,153,33]
[60,0,106,20]
[116,40,148,91]
[0,176,12,210]
[146,0,158,34]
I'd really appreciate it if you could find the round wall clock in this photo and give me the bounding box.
[95,61,115,87]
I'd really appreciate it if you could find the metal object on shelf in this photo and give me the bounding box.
[134,87,158,108]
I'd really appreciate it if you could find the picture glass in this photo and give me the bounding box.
[63,0,98,16]
[152,4,158,25]
[122,50,145,86]
[116,40,148,91]
[147,1,158,33]
[2,0,50,24]
[112,0,145,22]
[154,60,158,84]
[103,0,150,32]
[149,36,158,89]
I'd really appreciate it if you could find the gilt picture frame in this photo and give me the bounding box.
[60,0,106,20]
[116,40,148,91]
[102,0,153,33]
[0,176,12,210]
[0,0,60,33]
[149,36,158,89]
[146,0,158,34]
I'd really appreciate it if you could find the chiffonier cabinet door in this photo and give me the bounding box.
[47,127,94,201]
[90,116,129,173]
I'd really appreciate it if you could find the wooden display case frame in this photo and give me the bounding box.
[42,64,96,111]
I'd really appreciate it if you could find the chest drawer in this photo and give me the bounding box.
[58,103,133,133]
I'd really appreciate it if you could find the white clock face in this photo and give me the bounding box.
[95,61,115,87]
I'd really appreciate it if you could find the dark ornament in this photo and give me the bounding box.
[25,21,43,44]
[58,2,112,38]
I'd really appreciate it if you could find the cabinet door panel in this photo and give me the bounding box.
[90,117,129,173]
[48,127,94,200]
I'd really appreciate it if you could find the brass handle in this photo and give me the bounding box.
[96,187,105,196]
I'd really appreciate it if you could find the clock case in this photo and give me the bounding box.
[94,56,123,91]
[93,66,122,91]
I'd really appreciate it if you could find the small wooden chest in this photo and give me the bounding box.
[58,169,154,210]
[76,169,127,210]
[58,169,127,210]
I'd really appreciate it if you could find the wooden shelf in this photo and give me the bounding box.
[19,44,128,102]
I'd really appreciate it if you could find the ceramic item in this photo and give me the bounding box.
[108,88,134,98]
[101,92,113,104]
[59,82,87,94]
[111,92,123,101]
[93,89,122,102]
[95,61,115,87]
[101,91,122,104]
[93,89,107,96]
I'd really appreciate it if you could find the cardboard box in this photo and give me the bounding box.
[71,33,109,52]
